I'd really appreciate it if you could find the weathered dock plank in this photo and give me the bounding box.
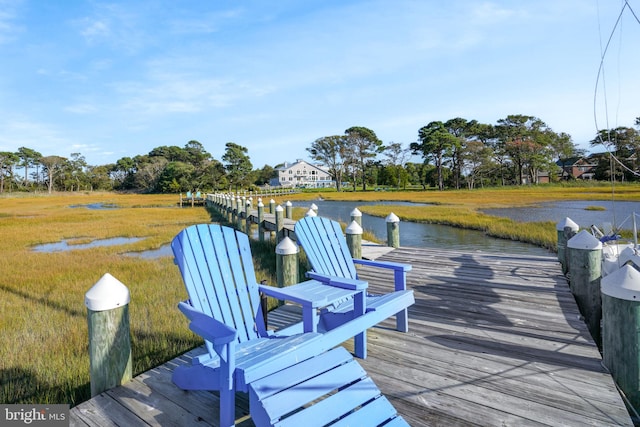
[70,246,633,426]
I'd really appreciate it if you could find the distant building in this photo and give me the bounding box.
[272,159,334,188]
[557,157,597,180]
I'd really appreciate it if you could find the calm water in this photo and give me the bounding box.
[289,200,551,256]
[483,200,640,230]
[33,237,143,252]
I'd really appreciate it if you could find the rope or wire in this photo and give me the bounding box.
[593,0,640,188]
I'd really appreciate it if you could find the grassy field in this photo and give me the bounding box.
[0,193,282,406]
[3,184,639,406]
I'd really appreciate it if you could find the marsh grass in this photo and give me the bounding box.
[5,186,637,406]
[0,193,214,405]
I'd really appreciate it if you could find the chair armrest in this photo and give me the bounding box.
[178,301,237,345]
[352,259,411,292]
[306,272,368,290]
[353,258,412,272]
[259,284,327,306]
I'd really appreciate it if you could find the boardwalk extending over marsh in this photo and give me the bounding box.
[70,246,632,426]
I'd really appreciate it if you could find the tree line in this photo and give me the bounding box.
[2,114,639,194]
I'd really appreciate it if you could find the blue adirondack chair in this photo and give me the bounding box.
[294,216,414,358]
[171,224,411,426]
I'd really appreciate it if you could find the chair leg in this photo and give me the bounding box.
[220,387,235,427]
[397,308,408,333]
[354,330,367,359]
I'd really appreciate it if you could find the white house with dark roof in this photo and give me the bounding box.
[273,159,334,188]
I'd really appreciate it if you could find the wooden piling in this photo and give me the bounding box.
[386,212,400,248]
[557,217,579,275]
[276,237,299,291]
[346,220,363,260]
[567,230,602,345]
[85,273,132,397]
[275,205,284,242]
[257,199,265,242]
[602,265,640,412]
[285,201,293,219]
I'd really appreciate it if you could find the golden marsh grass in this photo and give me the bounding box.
[1,193,213,405]
[4,185,639,406]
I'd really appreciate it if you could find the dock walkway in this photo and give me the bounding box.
[70,246,632,426]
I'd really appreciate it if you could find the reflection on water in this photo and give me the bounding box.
[33,237,143,253]
[69,203,118,210]
[483,200,640,230]
[124,244,173,259]
[289,200,550,256]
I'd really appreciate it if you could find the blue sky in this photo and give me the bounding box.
[1,0,639,168]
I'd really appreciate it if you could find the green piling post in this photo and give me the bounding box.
[269,199,276,214]
[257,199,265,242]
[346,220,363,260]
[85,273,132,397]
[285,201,293,219]
[386,212,400,248]
[602,265,640,411]
[557,217,579,275]
[567,230,603,345]
[275,205,284,242]
[245,199,252,234]
[276,237,299,292]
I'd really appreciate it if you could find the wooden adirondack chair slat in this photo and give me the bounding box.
[171,223,411,427]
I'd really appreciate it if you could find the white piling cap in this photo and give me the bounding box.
[350,208,362,217]
[619,247,640,266]
[310,203,318,211]
[85,273,130,311]
[276,205,284,212]
[257,197,262,203]
[258,201,264,207]
[305,208,317,217]
[602,264,640,301]
[557,217,579,232]
[286,201,292,206]
[346,220,363,235]
[386,212,400,223]
[270,199,276,204]
[276,237,299,255]
[567,230,602,250]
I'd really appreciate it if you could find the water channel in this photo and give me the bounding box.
[289,200,552,256]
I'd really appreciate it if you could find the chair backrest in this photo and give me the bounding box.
[295,216,358,280]
[172,224,267,344]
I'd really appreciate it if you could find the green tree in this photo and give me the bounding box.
[383,142,411,189]
[0,151,19,193]
[222,142,253,191]
[495,115,552,184]
[444,118,478,189]
[17,147,42,188]
[344,126,384,191]
[253,164,276,186]
[156,161,195,192]
[590,126,640,181]
[40,155,66,193]
[307,135,348,191]
[463,139,494,189]
[411,121,458,191]
[86,165,114,191]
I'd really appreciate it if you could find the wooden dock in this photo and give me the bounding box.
[70,246,633,426]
